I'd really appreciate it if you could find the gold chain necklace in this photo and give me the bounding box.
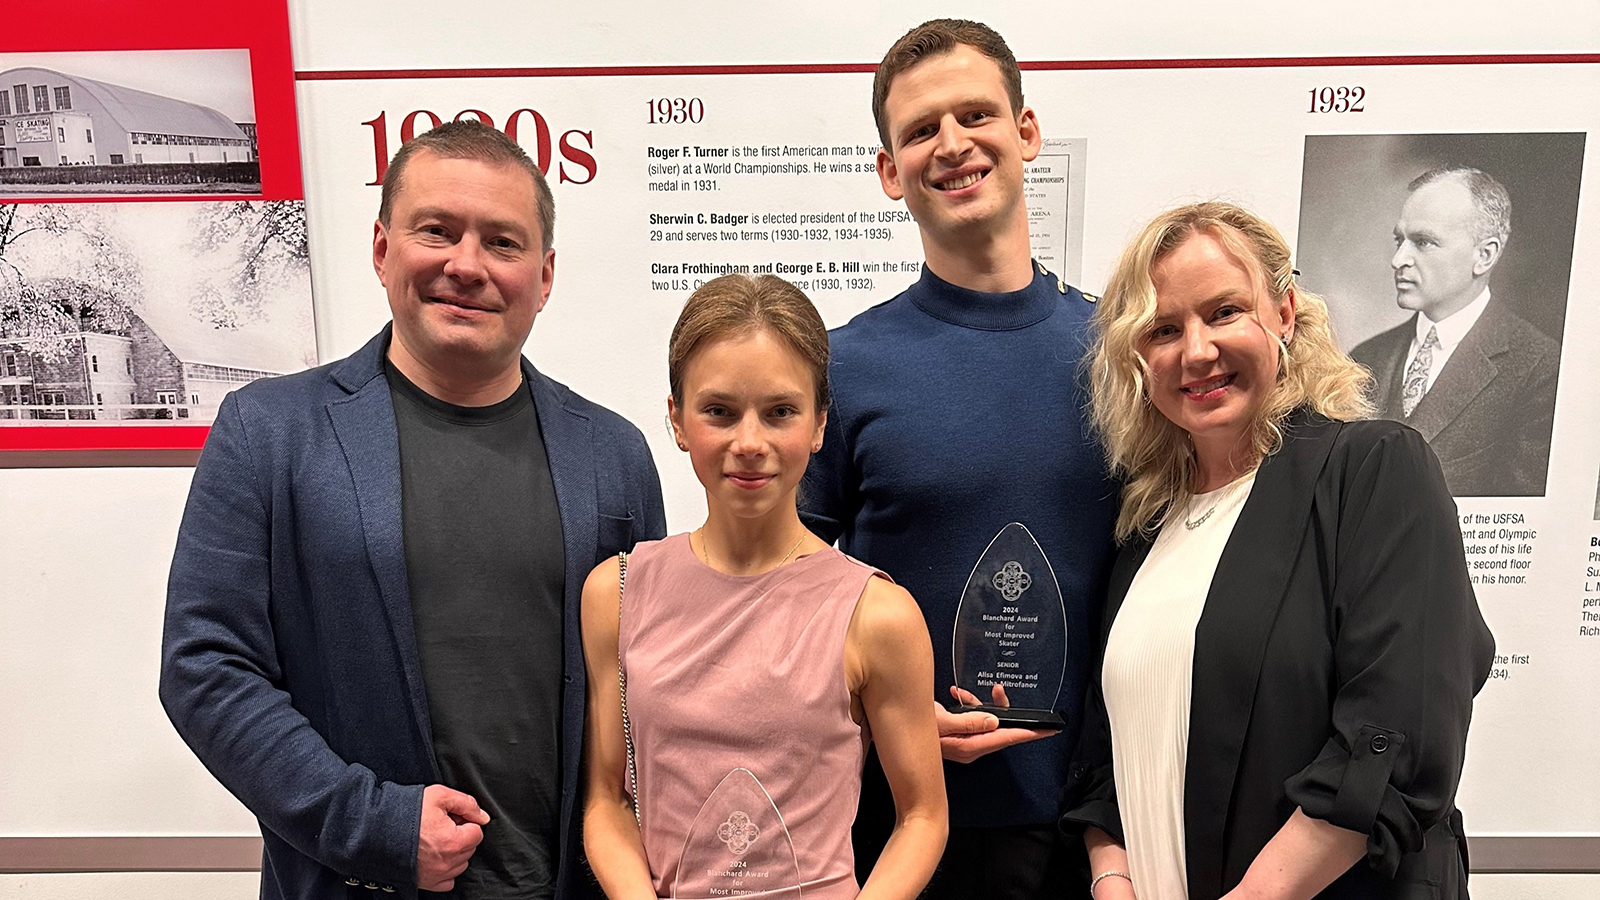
[698,527,806,573]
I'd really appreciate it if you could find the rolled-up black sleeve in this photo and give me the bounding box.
[1058,659,1124,845]
[1284,427,1494,877]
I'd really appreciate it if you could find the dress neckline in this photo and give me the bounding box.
[671,531,838,582]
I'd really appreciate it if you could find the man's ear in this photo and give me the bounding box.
[1473,236,1505,277]
[1017,106,1042,163]
[535,248,556,314]
[372,220,389,285]
[877,146,904,201]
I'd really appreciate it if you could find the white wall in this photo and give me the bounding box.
[0,874,258,899]
[0,466,258,836]
[2,0,1597,889]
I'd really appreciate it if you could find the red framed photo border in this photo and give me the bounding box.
[0,1,303,458]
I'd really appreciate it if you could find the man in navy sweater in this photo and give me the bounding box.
[800,19,1116,900]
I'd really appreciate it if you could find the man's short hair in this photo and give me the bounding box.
[1408,164,1512,248]
[378,119,556,251]
[871,19,1024,151]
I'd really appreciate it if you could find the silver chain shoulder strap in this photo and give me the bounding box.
[616,550,640,828]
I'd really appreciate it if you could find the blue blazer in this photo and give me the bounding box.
[160,327,666,900]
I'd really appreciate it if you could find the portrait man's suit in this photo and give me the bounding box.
[1351,298,1559,497]
[160,327,666,900]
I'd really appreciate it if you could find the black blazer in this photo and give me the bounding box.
[1062,412,1494,900]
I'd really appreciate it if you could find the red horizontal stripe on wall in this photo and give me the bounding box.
[295,53,1600,81]
[0,425,210,452]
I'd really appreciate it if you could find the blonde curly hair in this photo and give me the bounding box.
[1088,202,1372,542]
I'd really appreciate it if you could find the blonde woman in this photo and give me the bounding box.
[1060,202,1494,900]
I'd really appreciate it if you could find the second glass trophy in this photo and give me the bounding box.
[950,522,1068,729]
[673,768,802,899]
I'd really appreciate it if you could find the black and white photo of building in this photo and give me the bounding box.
[0,49,258,195]
[0,289,298,422]
[0,200,315,424]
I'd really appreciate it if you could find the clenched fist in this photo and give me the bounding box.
[417,784,490,892]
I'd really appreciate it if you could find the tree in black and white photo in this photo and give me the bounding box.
[187,200,310,329]
[0,202,142,357]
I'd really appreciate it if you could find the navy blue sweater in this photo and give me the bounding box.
[800,263,1117,828]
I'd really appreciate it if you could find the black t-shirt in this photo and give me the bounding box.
[386,360,566,899]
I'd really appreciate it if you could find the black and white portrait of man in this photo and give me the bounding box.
[1297,133,1585,497]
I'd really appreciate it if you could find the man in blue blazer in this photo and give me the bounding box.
[160,121,665,900]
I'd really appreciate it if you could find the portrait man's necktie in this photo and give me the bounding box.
[1401,326,1440,418]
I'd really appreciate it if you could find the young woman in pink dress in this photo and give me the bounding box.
[581,274,947,900]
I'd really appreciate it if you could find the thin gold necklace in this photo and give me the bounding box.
[698,527,807,573]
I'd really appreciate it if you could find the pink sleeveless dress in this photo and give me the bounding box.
[619,533,882,900]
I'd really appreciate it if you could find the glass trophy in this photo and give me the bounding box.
[950,522,1068,729]
[673,768,803,899]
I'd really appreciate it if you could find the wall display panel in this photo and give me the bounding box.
[295,51,1600,843]
[0,1,315,456]
[3,0,1598,880]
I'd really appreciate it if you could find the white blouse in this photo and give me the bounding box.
[1101,472,1257,900]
